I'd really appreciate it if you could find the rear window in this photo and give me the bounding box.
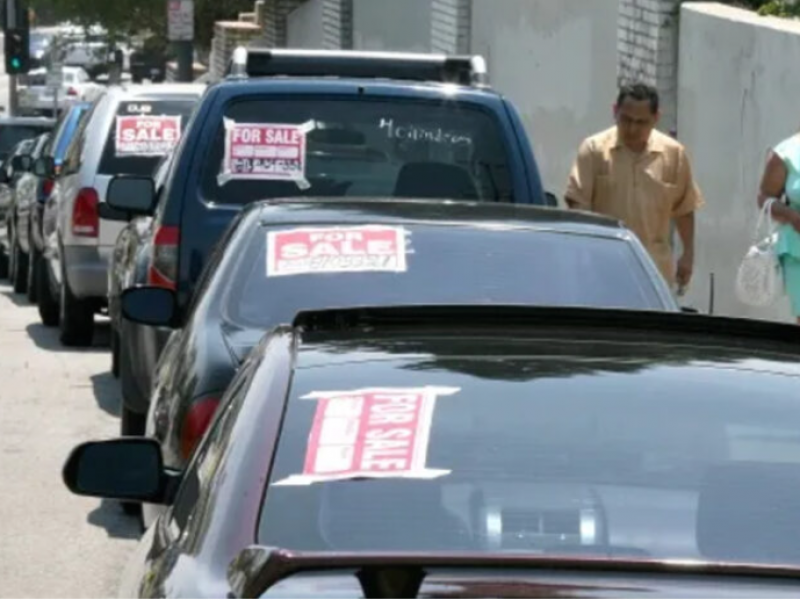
[0,125,51,159]
[219,224,665,329]
[259,349,800,566]
[200,98,514,205]
[97,98,198,176]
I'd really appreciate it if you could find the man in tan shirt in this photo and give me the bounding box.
[565,83,704,291]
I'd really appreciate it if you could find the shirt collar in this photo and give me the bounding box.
[611,128,665,154]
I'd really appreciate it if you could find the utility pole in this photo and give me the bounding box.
[167,0,194,82]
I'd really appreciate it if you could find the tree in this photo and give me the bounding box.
[28,0,257,49]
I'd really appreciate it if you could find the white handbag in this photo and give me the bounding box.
[735,197,783,307]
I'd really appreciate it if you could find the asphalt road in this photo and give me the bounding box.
[0,281,139,598]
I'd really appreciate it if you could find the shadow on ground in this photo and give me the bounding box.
[0,285,31,308]
[25,321,112,354]
[91,371,122,418]
[87,499,143,541]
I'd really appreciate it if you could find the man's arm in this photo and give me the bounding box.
[565,139,595,210]
[672,148,704,289]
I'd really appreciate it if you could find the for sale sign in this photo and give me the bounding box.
[115,115,182,157]
[266,225,408,277]
[219,119,316,187]
[273,387,459,486]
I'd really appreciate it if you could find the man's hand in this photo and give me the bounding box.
[676,252,694,291]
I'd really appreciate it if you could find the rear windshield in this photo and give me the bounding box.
[259,348,800,566]
[200,98,514,205]
[0,124,51,159]
[97,98,198,176]
[219,224,665,329]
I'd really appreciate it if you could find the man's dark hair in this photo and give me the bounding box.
[616,83,659,114]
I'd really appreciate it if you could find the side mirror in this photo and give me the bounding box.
[33,156,55,178]
[98,202,132,222]
[0,169,9,185]
[107,176,156,215]
[544,191,559,207]
[121,286,178,327]
[12,154,32,172]
[62,438,178,504]
[681,306,699,314]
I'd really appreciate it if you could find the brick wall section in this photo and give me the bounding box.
[262,0,308,47]
[322,0,353,49]
[210,21,263,80]
[617,0,680,134]
[431,0,471,55]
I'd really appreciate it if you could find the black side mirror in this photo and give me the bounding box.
[97,202,132,222]
[107,176,156,215]
[121,286,178,327]
[33,156,55,178]
[544,191,559,207]
[62,438,179,504]
[12,154,32,172]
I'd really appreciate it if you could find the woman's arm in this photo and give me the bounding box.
[759,151,800,230]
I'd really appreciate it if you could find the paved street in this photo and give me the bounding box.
[0,281,137,598]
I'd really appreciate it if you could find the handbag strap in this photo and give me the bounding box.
[754,197,777,243]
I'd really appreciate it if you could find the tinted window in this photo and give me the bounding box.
[51,105,90,162]
[0,125,51,159]
[200,98,513,205]
[97,98,198,176]
[219,224,664,329]
[259,346,800,566]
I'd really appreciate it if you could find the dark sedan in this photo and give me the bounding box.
[115,199,675,463]
[65,305,800,597]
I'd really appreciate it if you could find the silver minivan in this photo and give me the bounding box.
[41,84,204,346]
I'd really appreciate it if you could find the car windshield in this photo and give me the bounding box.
[219,222,665,329]
[259,340,800,567]
[98,98,199,176]
[0,125,51,160]
[201,98,514,205]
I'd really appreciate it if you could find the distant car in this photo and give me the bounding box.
[0,116,55,163]
[112,198,676,487]
[38,83,203,346]
[18,66,103,117]
[28,30,55,70]
[64,305,800,598]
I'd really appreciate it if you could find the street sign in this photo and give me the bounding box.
[168,0,194,42]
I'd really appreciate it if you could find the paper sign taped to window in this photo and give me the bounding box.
[266,225,408,277]
[273,386,460,486]
[218,119,316,187]
[115,115,182,157]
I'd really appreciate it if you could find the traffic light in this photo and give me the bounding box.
[3,0,29,75]
[5,27,29,74]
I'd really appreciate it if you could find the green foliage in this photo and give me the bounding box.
[710,0,800,17]
[28,0,257,49]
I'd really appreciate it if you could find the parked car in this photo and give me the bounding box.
[37,83,204,346]
[0,116,55,163]
[28,29,56,71]
[111,197,676,485]
[18,66,103,117]
[64,304,800,597]
[4,132,51,296]
[104,48,555,421]
[31,101,96,323]
[0,137,42,279]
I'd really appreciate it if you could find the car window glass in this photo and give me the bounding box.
[62,106,95,174]
[0,125,52,160]
[218,225,665,331]
[199,98,514,206]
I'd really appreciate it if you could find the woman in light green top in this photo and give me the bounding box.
[760,135,800,323]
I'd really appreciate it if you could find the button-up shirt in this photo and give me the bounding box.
[565,126,704,284]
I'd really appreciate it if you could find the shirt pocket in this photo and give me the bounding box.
[642,171,680,218]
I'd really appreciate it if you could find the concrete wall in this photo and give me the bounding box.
[470,0,619,200]
[287,0,326,48]
[351,0,432,51]
[678,3,797,322]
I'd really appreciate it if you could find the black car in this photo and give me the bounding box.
[116,198,675,467]
[0,116,55,163]
[0,137,41,279]
[65,305,800,597]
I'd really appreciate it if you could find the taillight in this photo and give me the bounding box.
[67,87,78,97]
[72,187,99,237]
[42,179,54,197]
[148,225,179,290]
[180,396,220,460]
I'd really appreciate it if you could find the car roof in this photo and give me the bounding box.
[106,83,206,99]
[213,76,502,102]
[252,198,626,238]
[0,116,55,126]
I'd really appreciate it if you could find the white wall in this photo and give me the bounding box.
[352,0,432,52]
[287,0,326,48]
[678,3,798,321]
[470,0,619,201]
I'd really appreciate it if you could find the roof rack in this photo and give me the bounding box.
[225,47,489,87]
